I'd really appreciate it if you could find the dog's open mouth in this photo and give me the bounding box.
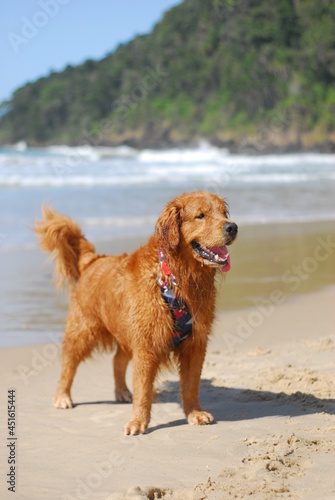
[192,241,231,272]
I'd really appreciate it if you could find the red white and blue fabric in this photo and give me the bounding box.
[158,249,193,350]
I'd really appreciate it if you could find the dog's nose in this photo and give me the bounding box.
[223,222,238,239]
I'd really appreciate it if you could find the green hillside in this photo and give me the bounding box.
[1,0,335,151]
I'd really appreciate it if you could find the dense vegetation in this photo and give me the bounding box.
[1,0,335,151]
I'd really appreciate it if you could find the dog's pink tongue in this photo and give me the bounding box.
[222,253,231,272]
[211,245,231,273]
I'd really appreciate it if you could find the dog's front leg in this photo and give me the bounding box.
[177,340,214,425]
[123,354,158,435]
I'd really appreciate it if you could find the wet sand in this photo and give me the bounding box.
[1,220,334,346]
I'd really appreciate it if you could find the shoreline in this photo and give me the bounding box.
[3,138,335,155]
[1,284,334,354]
[216,219,335,312]
[1,219,334,349]
[0,286,334,499]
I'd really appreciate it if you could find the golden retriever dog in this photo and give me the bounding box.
[35,191,238,435]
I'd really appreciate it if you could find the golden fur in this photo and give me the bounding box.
[35,191,237,434]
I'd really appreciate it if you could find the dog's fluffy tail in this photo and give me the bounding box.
[35,203,96,290]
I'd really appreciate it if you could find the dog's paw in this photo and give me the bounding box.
[54,393,73,409]
[123,419,148,436]
[187,410,214,426]
[115,388,132,403]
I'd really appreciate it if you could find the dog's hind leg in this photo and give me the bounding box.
[54,325,95,409]
[113,344,132,402]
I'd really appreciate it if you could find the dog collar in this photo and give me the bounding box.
[158,249,193,350]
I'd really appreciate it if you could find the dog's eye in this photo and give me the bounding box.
[196,213,205,219]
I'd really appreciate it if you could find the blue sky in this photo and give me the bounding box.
[1,0,182,102]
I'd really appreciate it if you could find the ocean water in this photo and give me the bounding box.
[0,143,334,347]
[0,142,335,252]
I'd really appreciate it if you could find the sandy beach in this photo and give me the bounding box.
[1,1,335,495]
[1,184,334,499]
[1,284,334,499]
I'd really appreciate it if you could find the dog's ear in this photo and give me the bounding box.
[155,201,181,250]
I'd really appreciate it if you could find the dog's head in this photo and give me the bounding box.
[155,191,238,272]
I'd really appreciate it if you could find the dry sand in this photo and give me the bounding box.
[0,286,334,499]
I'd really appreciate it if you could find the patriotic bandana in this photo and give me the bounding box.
[158,249,193,350]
